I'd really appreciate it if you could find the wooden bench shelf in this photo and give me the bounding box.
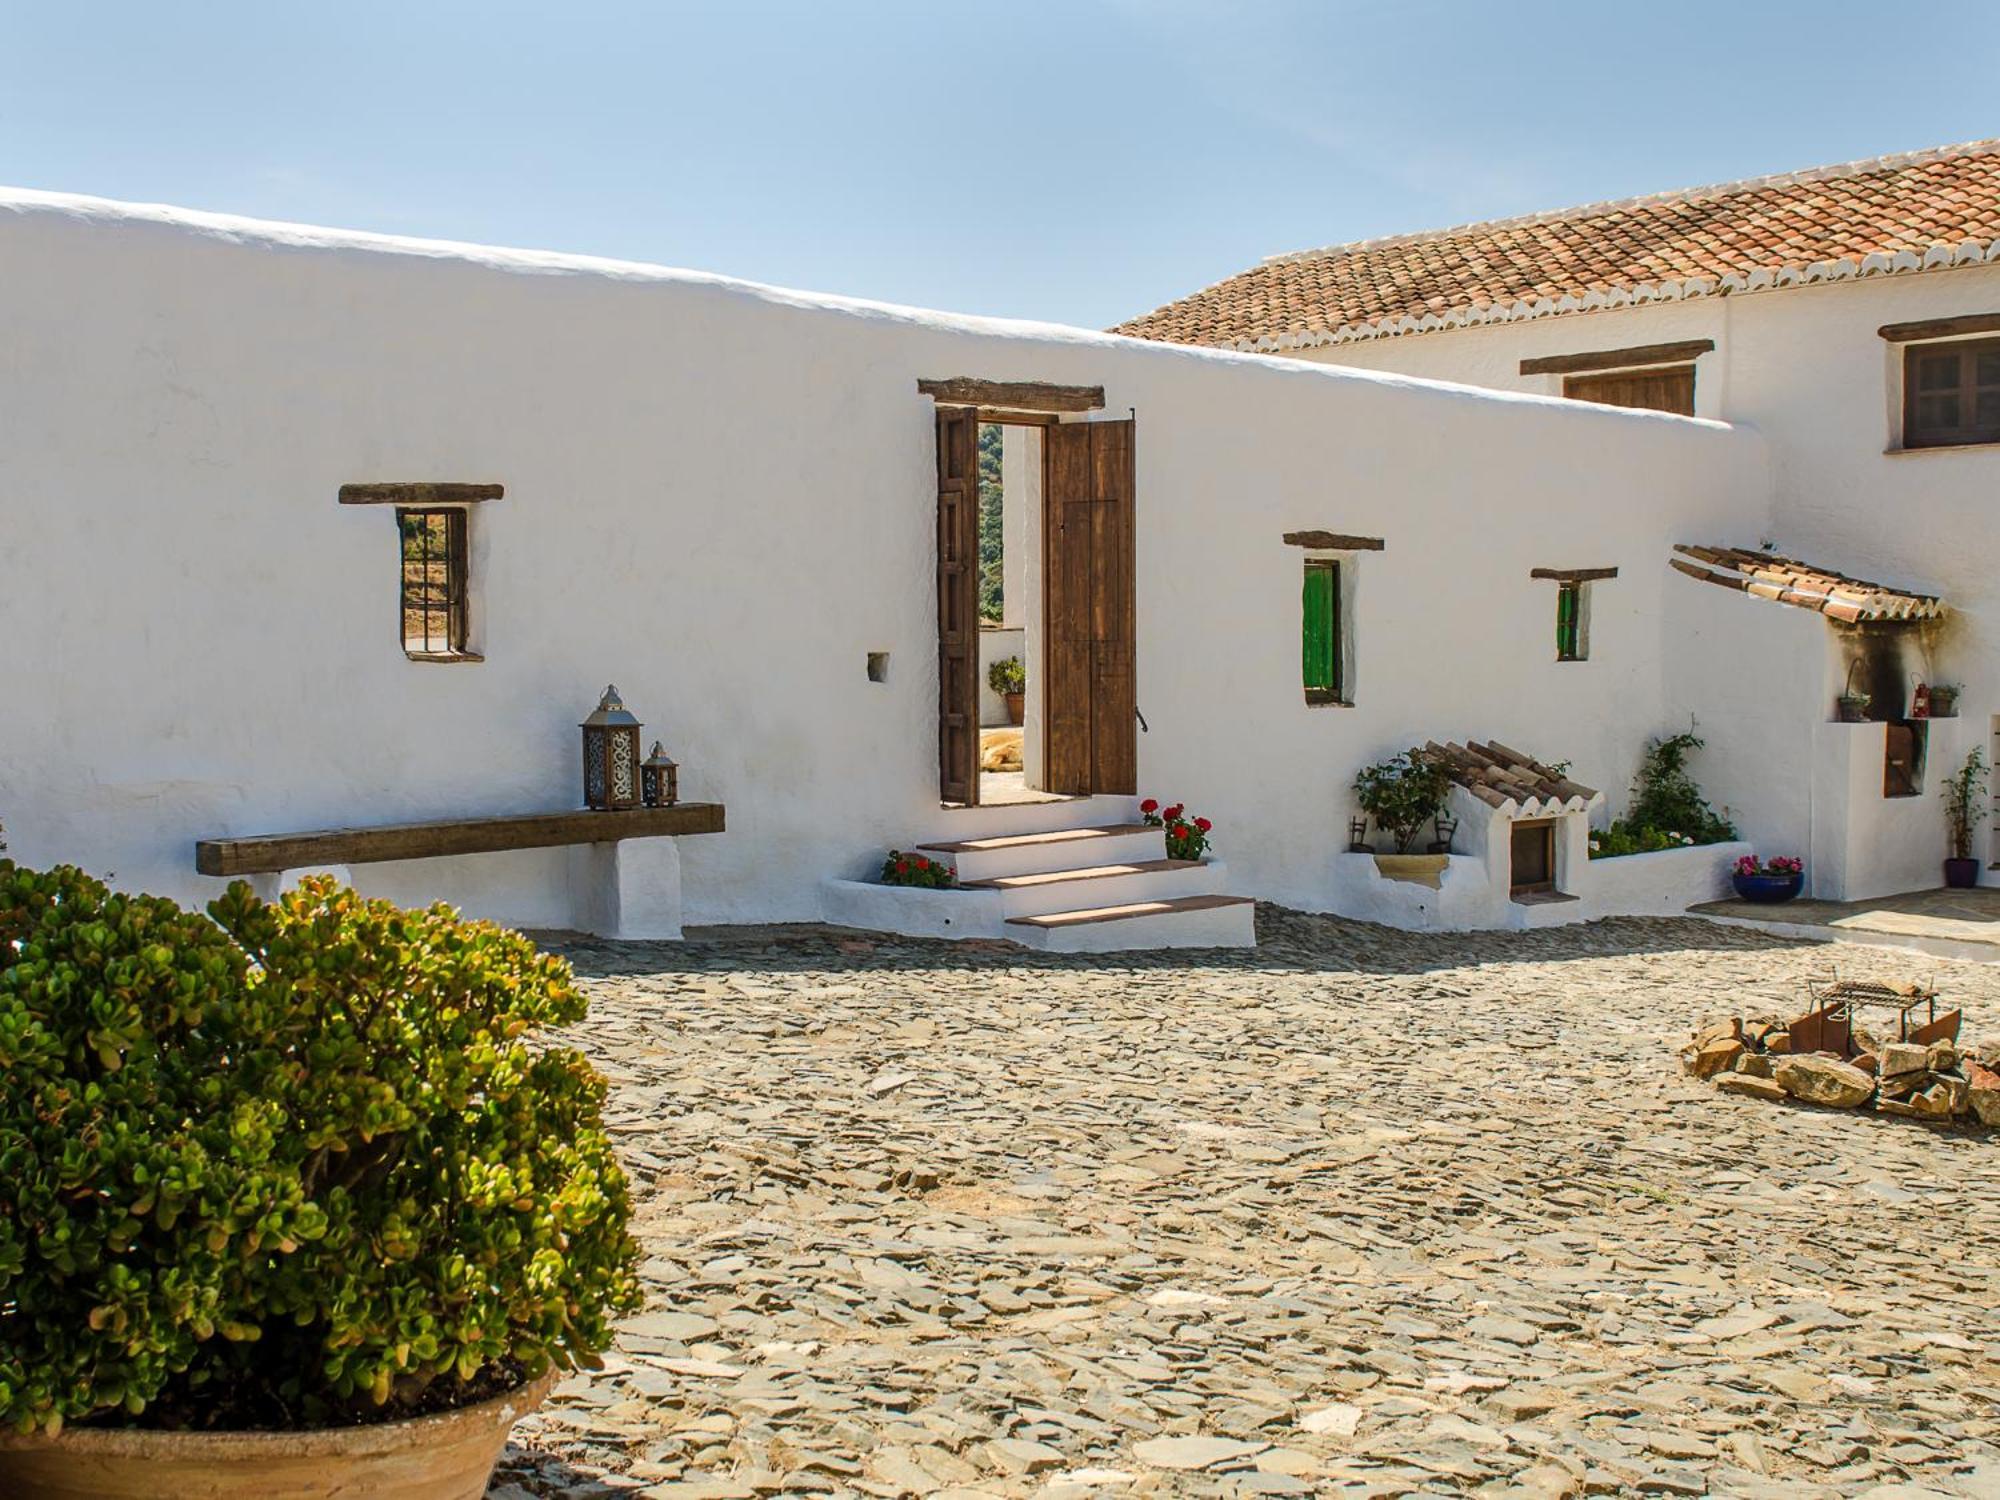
[196,804,725,877]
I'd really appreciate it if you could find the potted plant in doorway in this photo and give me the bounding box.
[1943,747,1987,889]
[989,655,1026,725]
[1836,662,1871,723]
[0,867,641,1500]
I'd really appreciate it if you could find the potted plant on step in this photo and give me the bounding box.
[1943,747,1987,889]
[1354,750,1453,885]
[1731,853,1805,903]
[0,866,641,1500]
[988,655,1026,725]
[1929,682,1961,718]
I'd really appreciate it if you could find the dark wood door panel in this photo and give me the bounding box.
[936,405,980,804]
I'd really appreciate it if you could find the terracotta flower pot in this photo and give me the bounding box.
[0,1367,556,1500]
[1004,691,1024,726]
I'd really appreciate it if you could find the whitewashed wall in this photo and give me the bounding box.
[0,191,1768,926]
[1310,265,2000,889]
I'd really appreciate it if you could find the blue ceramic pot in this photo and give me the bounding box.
[1732,871,1803,904]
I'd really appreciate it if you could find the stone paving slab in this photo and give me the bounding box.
[492,908,2000,1499]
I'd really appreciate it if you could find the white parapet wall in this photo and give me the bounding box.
[1573,841,1752,920]
[0,188,1774,931]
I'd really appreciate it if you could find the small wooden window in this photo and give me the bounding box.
[398,508,471,659]
[1563,365,1695,416]
[1556,581,1585,661]
[1903,338,2000,448]
[1302,559,1342,704]
[1510,820,1556,895]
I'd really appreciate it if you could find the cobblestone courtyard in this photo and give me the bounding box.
[495,910,2000,1499]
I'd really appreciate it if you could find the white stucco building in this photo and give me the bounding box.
[4,141,1994,945]
[1122,139,2000,908]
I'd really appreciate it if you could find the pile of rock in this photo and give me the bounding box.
[1683,1015,2000,1126]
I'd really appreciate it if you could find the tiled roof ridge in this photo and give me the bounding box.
[1113,139,2000,351]
[1264,138,2000,268]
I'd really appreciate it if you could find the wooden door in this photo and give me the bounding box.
[1564,365,1695,415]
[935,405,980,804]
[1044,419,1137,795]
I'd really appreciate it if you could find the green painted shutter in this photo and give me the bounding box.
[1302,561,1339,700]
[1556,582,1580,660]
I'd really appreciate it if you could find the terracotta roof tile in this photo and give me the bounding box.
[1669,546,1945,624]
[1423,741,1599,817]
[1115,141,2000,350]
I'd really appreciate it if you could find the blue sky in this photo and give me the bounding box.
[4,2,1997,329]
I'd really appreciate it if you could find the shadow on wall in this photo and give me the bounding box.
[546,904,1808,983]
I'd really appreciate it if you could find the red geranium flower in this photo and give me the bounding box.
[914,856,930,869]
[895,860,910,875]
[1140,798,1158,814]
[1165,804,1184,820]
[1195,817,1212,832]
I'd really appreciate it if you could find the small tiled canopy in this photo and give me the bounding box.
[1424,741,1600,818]
[1669,545,1945,624]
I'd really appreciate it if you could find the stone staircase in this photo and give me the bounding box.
[819,802,1256,952]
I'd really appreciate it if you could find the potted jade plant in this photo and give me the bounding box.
[1943,747,1987,889]
[1354,749,1453,885]
[988,655,1026,725]
[0,866,641,1500]
[1731,853,1805,903]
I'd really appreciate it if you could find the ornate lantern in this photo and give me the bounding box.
[641,741,680,808]
[580,685,642,810]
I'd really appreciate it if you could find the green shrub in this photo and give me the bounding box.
[1354,750,1452,853]
[987,655,1025,696]
[0,866,639,1435]
[1625,730,1735,844]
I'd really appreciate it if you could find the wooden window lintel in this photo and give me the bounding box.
[1878,312,2000,343]
[917,377,1105,413]
[1531,566,1618,582]
[1283,530,1384,551]
[1520,340,1714,376]
[340,482,504,506]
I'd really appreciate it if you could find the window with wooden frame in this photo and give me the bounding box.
[1302,559,1343,704]
[1903,337,2000,449]
[1555,581,1586,661]
[398,508,472,660]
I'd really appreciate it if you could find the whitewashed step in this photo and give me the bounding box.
[1005,894,1257,953]
[917,823,1164,883]
[963,858,1219,918]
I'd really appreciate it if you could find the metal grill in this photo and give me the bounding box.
[398,508,467,656]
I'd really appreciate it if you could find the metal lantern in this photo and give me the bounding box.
[641,741,680,808]
[1430,812,1459,855]
[580,684,643,810]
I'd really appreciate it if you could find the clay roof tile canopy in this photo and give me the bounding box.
[1423,741,1598,815]
[1114,140,2000,349]
[1669,545,1946,624]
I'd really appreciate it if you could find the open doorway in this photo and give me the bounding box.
[974,420,1059,806]
[927,381,1132,808]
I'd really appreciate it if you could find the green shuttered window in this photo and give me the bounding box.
[1302,560,1342,703]
[1555,581,1583,661]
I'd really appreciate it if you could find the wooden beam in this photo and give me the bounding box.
[196,803,725,877]
[1282,531,1385,551]
[976,408,1058,427]
[1530,566,1619,582]
[1519,340,1714,376]
[339,482,505,506]
[1876,312,2000,343]
[917,378,1104,413]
